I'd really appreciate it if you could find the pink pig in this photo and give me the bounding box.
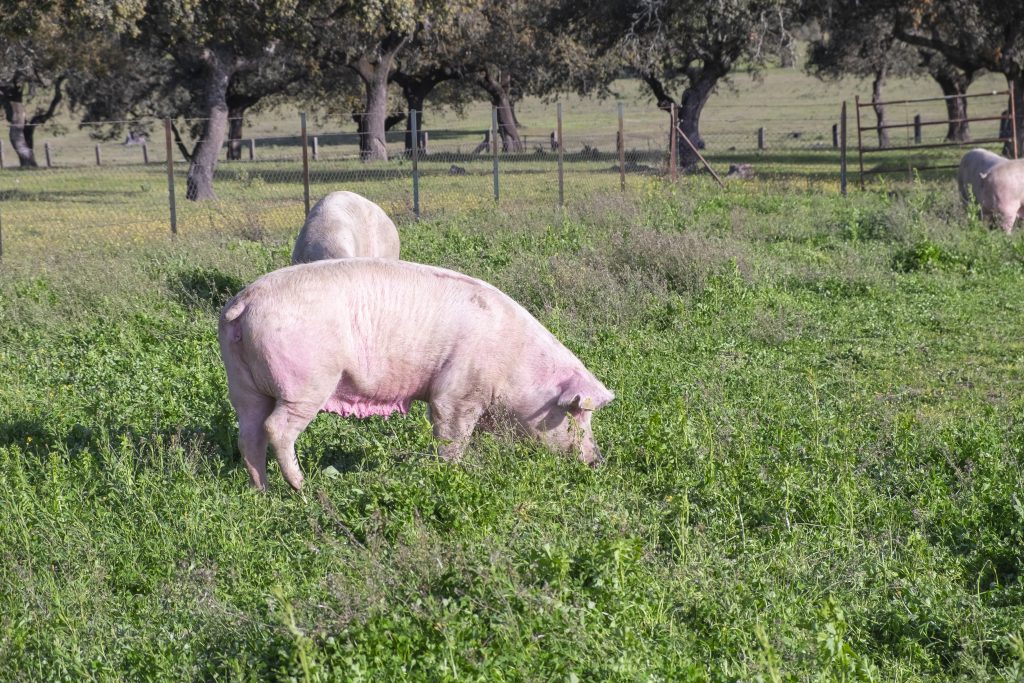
[957,149,1024,233]
[292,191,401,263]
[218,259,615,490]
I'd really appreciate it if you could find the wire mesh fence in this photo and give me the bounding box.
[0,101,893,264]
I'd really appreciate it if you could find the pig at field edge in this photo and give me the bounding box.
[976,159,1024,233]
[291,191,400,263]
[957,148,1004,207]
[957,149,1024,233]
[218,258,615,490]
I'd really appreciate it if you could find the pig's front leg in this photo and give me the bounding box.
[428,398,485,462]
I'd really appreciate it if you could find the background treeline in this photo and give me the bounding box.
[4,0,1024,198]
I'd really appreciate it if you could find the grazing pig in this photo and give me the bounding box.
[957,149,1024,233]
[957,148,1004,206]
[954,147,1003,205]
[291,191,400,263]
[218,259,615,491]
[973,159,1024,233]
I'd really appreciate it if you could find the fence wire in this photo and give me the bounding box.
[0,101,955,264]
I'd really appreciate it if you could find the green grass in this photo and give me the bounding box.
[2,171,1024,680]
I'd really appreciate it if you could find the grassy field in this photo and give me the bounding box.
[2,170,1024,679]
[2,64,1024,680]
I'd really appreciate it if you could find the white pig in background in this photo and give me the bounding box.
[291,191,400,263]
[218,259,615,491]
[956,149,1024,233]
[957,148,1005,206]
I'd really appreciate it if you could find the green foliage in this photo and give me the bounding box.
[1,178,1023,679]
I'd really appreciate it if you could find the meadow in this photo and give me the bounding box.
[1,66,1024,681]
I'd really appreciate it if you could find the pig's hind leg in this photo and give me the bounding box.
[264,401,324,491]
[233,391,274,490]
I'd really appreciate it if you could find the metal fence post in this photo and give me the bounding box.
[492,107,499,202]
[248,139,255,161]
[164,119,177,236]
[0,207,4,261]
[618,103,626,192]
[669,103,677,182]
[300,112,310,217]
[1010,82,1019,159]
[854,95,865,190]
[44,142,52,168]
[840,101,848,197]
[757,127,766,150]
[557,102,564,207]
[411,109,420,219]
[913,114,922,144]
[142,143,149,164]
[95,145,102,166]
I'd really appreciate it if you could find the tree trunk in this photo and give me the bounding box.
[187,49,234,200]
[393,68,453,153]
[641,69,719,169]
[404,89,426,154]
[937,79,969,143]
[1,79,63,168]
[350,37,406,163]
[1007,75,1024,158]
[871,66,890,149]
[921,54,974,143]
[676,75,717,168]
[226,103,246,161]
[4,98,38,168]
[354,71,390,161]
[478,69,523,152]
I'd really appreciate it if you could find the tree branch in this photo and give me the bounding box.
[893,25,985,72]
[640,72,675,111]
[170,121,194,162]
[29,75,65,126]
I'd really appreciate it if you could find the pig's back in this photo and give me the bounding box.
[292,192,400,262]
[227,259,533,396]
[959,149,1005,201]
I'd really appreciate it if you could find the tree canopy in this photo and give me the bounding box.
[4,0,1017,193]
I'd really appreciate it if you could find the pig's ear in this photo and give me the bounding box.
[557,375,615,411]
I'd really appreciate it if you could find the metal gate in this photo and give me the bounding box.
[853,86,1018,189]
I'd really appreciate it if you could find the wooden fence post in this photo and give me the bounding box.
[248,138,255,161]
[164,119,177,236]
[832,123,839,148]
[757,127,766,150]
[854,95,865,190]
[669,103,677,182]
[312,136,319,161]
[618,103,626,192]
[840,101,848,197]
[1010,82,1019,159]
[411,109,420,219]
[142,143,149,164]
[492,107,500,202]
[913,114,922,144]
[0,139,6,169]
[44,142,52,168]
[300,112,310,217]
[95,145,102,166]
[557,102,564,207]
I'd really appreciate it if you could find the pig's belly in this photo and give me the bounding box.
[320,380,414,419]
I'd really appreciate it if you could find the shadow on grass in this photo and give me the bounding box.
[170,267,247,311]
